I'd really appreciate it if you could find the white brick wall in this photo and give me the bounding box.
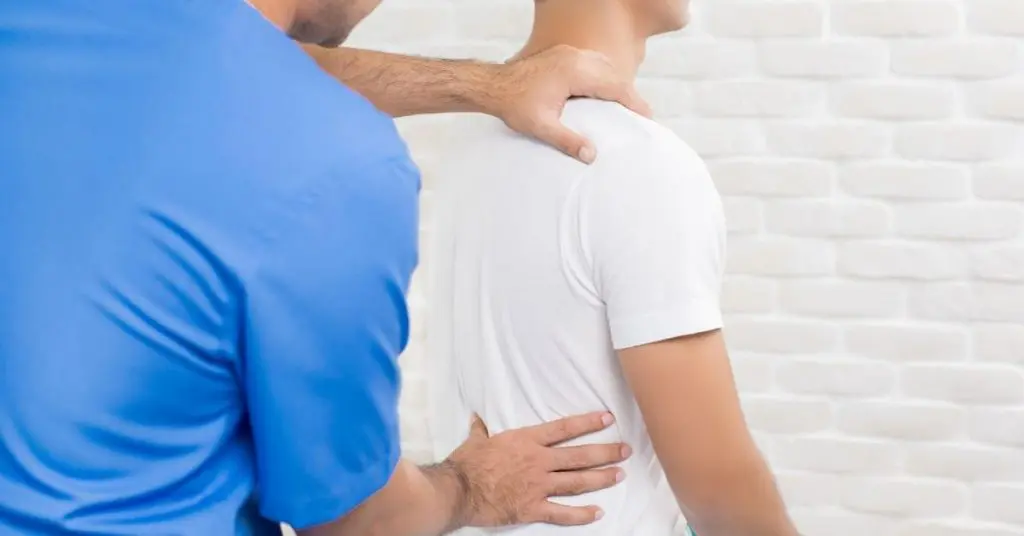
[346,1,1024,534]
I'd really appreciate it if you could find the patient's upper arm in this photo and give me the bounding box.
[618,331,760,509]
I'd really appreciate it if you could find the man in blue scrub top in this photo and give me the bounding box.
[0,0,646,535]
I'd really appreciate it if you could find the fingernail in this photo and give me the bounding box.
[579,145,596,164]
[616,470,626,483]
[594,508,605,520]
[601,413,614,426]
[621,445,632,459]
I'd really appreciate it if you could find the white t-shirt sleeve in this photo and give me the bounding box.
[579,137,726,350]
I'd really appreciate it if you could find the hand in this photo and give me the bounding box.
[445,412,632,528]
[489,45,652,164]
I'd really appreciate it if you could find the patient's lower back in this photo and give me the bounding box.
[427,99,725,535]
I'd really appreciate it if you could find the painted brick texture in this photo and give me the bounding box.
[343,1,1024,534]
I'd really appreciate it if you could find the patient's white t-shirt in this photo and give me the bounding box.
[427,99,726,535]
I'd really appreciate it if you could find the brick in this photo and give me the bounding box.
[900,522,1024,536]
[971,409,1024,448]
[968,0,1024,35]
[636,79,691,118]
[776,359,896,397]
[775,472,842,508]
[725,318,840,354]
[740,397,832,434]
[901,364,1024,404]
[726,236,835,276]
[355,4,456,44]
[397,117,457,186]
[909,283,1024,323]
[721,197,763,234]
[642,39,756,79]
[839,162,970,200]
[839,241,969,280]
[973,165,1024,201]
[840,478,967,516]
[667,119,764,157]
[780,280,904,318]
[408,294,428,341]
[759,41,889,78]
[765,122,891,159]
[453,3,532,41]
[973,485,1024,525]
[895,204,1022,240]
[693,81,823,117]
[791,511,901,536]
[833,0,961,36]
[845,324,969,361]
[892,40,1021,79]
[705,1,823,37]
[972,247,1024,282]
[729,353,775,393]
[708,159,834,197]
[765,200,891,237]
[969,82,1024,120]
[837,401,966,440]
[907,444,1024,482]
[772,437,901,474]
[895,123,1019,161]
[831,81,956,120]
[720,276,777,314]
[976,283,1024,323]
[974,324,1024,364]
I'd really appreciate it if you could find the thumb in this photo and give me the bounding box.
[535,120,597,165]
[469,414,490,439]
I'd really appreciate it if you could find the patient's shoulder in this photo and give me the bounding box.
[563,101,713,201]
[564,99,707,178]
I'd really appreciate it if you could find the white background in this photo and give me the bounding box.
[341,1,1024,535]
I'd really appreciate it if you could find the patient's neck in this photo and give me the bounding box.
[514,0,647,81]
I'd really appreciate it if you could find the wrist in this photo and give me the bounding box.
[423,459,472,533]
[455,61,506,117]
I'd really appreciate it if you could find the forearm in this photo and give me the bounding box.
[680,456,798,536]
[302,45,501,118]
[300,460,467,536]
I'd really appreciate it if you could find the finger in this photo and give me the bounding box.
[527,502,605,526]
[532,119,597,165]
[469,414,490,439]
[549,443,632,471]
[521,412,614,446]
[547,467,625,498]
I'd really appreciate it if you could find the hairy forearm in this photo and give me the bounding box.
[302,45,502,118]
[300,460,468,536]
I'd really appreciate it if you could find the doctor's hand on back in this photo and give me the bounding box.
[303,412,630,536]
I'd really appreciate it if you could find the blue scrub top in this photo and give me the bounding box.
[0,1,419,534]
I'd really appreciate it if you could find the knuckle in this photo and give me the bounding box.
[525,452,547,471]
[534,509,556,525]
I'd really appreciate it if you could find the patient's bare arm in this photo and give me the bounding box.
[618,331,799,536]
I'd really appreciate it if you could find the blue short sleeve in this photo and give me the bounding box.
[242,156,420,529]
